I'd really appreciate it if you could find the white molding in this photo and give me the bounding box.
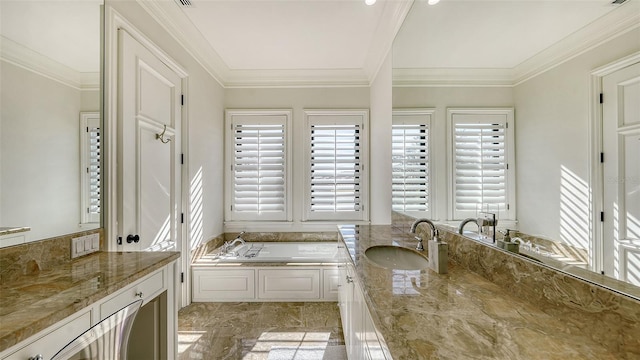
[224,68,370,88]
[363,0,414,82]
[136,0,226,87]
[0,35,99,90]
[513,1,640,86]
[393,68,515,87]
[394,1,640,88]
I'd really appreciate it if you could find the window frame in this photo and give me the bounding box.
[447,108,516,221]
[392,109,434,219]
[80,111,101,225]
[303,109,369,222]
[224,109,293,222]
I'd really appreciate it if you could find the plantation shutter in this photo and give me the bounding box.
[305,110,368,221]
[80,112,100,224]
[231,121,287,220]
[392,123,429,214]
[452,115,510,219]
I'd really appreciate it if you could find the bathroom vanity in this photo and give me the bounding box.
[0,251,179,360]
[338,224,640,359]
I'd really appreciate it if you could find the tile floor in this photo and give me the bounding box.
[178,302,346,360]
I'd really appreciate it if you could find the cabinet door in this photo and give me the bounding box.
[192,268,255,301]
[323,268,340,301]
[258,269,320,300]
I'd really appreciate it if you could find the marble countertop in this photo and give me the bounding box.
[0,227,31,236]
[339,225,620,360]
[0,251,179,353]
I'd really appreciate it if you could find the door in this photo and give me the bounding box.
[602,61,640,285]
[117,29,182,252]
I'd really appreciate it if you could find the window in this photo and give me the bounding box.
[80,112,101,224]
[392,109,433,217]
[448,108,515,220]
[304,110,369,221]
[225,110,292,221]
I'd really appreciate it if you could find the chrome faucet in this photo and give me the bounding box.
[410,218,438,251]
[458,213,497,243]
[222,231,246,256]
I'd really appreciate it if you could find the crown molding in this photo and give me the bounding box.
[136,0,227,87]
[1,35,98,90]
[393,68,514,87]
[512,0,640,86]
[224,68,370,88]
[363,0,414,82]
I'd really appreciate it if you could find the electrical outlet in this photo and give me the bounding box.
[71,234,100,259]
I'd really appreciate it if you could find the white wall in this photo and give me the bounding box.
[106,1,225,249]
[369,54,393,224]
[0,62,83,240]
[392,86,514,222]
[225,86,370,230]
[514,28,640,245]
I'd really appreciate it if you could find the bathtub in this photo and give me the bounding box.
[193,242,340,302]
[203,241,339,263]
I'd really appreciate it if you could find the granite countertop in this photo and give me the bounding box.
[339,225,619,360]
[0,251,180,353]
[0,227,31,237]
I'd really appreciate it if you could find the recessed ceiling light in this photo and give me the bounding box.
[428,0,441,5]
[365,0,376,5]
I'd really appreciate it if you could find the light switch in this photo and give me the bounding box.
[91,236,99,250]
[84,237,92,250]
[75,239,84,253]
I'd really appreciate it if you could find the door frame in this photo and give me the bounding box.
[105,7,190,307]
[589,51,640,275]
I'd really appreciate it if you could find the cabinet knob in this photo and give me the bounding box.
[29,355,43,360]
[135,291,144,298]
[126,234,140,244]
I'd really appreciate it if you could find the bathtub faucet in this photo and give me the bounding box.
[222,232,246,256]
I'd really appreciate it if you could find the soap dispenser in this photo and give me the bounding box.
[498,229,519,254]
[428,229,448,274]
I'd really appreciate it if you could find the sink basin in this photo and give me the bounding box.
[364,245,429,270]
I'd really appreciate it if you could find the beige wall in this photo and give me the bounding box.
[514,28,640,245]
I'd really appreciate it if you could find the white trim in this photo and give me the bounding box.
[589,51,640,275]
[224,221,367,233]
[446,108,516,221]
[391,108,435,219]
[393,68,514,88]
[0,35,99,91]
[80,112,101,226]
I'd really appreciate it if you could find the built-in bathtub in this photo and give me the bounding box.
[199,241,339,263]
[192,242,340,302]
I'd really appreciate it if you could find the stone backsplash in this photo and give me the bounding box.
[0,228,104,284]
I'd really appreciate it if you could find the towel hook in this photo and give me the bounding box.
[156,125,171,144]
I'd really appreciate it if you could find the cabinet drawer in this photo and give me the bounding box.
[3,310,91,360]
[100,269,165,319]
[192,268,255,301]
[258,269,320,300]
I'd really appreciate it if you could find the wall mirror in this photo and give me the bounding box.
[1,0,103,245]
[392,0,640,299]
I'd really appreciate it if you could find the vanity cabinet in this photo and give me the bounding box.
[0,262,176,360]
[338,247,390,360]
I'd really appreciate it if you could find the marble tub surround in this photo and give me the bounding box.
[190,233,225,263]
[340,225,640,359]
[223,231,339,242]
[178,302,345,360]
[0,250,179,352]
[0,228,104,283]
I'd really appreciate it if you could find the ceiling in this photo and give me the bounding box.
[145,0,638,87]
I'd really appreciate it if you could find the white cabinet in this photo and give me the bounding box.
[1,310,91,360]
[192,268,255,301]
[337,247,390,360]
[192,266,337,302]
[0,263,176,360]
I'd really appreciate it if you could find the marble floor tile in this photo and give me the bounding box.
[178,302,346,360]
